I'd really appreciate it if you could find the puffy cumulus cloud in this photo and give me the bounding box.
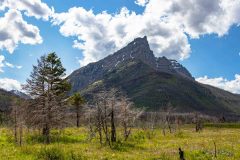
[0,9,42,53]
[135,0,149,7]
[0,0,53,54]
[0,55,4,72]
[52,7,190,66]
[52,0,240,66]
[0,77,22,91]
[196,75,240,94]
[145,0,240,38]
[0,0,53,20]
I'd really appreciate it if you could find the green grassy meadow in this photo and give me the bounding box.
[0,125,240,160]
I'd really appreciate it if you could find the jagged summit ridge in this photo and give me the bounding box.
[68,36,193,93]
[101,36,193,79]
[99,36,156,70]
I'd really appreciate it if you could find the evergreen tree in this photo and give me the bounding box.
[69,93,85,127]
[24,52,70,143]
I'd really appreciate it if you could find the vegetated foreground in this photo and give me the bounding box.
[0,126,240,160]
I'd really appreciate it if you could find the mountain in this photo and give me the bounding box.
[10,90,30,99]
[68,36,240,116]
[0,89,22,112]
[69,36,193,93]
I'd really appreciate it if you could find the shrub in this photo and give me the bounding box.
[188,150,212,160]
[131,130,146,142]
[67,151,87,160]
[174,131,188,138]
[37,147,65,160]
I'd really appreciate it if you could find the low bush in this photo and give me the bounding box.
[37,147,65,160]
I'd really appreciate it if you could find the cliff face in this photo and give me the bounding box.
[68,36,193,94]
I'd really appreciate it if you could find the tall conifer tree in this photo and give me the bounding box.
[24,52,70,143]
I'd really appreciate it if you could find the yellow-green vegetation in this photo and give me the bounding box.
[0,126,240,160]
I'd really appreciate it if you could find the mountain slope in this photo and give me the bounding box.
[0,89,21,112]
[68,36,240,115]
[68,36,193,94]
[80,59,240,114]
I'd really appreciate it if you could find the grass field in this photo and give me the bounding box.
[0,125,240,160]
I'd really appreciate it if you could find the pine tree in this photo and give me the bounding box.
[24,52,70,143]
[69,93,85,127]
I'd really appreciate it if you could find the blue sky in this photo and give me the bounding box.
[0,0,240,93]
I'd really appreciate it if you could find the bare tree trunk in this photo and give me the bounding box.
[123,105,131,141]
[43,123,50,144]
[97,121,102,145]
[14,109,18,144]
[124,121,131,141]
[19,125,23,146]
[102,120,111,147]
[102,118,111,146]
[162,126,166,136]
[76,106,80,127]
[110,109,116,142]
[46,126,50,144]
[97,105,103,145]
[167,122,172,133]
[214,141,217,158]
[42,86,51,144]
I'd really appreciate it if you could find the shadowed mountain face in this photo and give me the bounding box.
[69,36,193,93]
[0,89,21,112]
[68,37,240,115]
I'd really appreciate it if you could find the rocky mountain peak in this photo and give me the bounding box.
[107,36,156,68]
[112,36,193,80]
[68,36,194,93]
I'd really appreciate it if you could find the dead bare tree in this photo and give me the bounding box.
[86,89,142,146]
[83,105,95,141]
[162,103,176,134]
[10,98,27,146]
[87,91,109,146]
[194,113,203,132]
[142,112,158,139]
[97,90,112,146]
[108,89,117,143]
[118,96,143,141]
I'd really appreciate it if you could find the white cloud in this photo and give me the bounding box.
[0,9,43,53]
[0,0,53,54]
[196,74,240,94]
[16,65,22,69]
[145,0,240,38]
[0,55,23,72]
[52,7,190,66]
[52,0,240,67]
[5,61,14,68]
[135,0,149,7]
[0,77,22,91]
[0,55,4,72]
[0,0,53,20]
[5,61,22,69]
